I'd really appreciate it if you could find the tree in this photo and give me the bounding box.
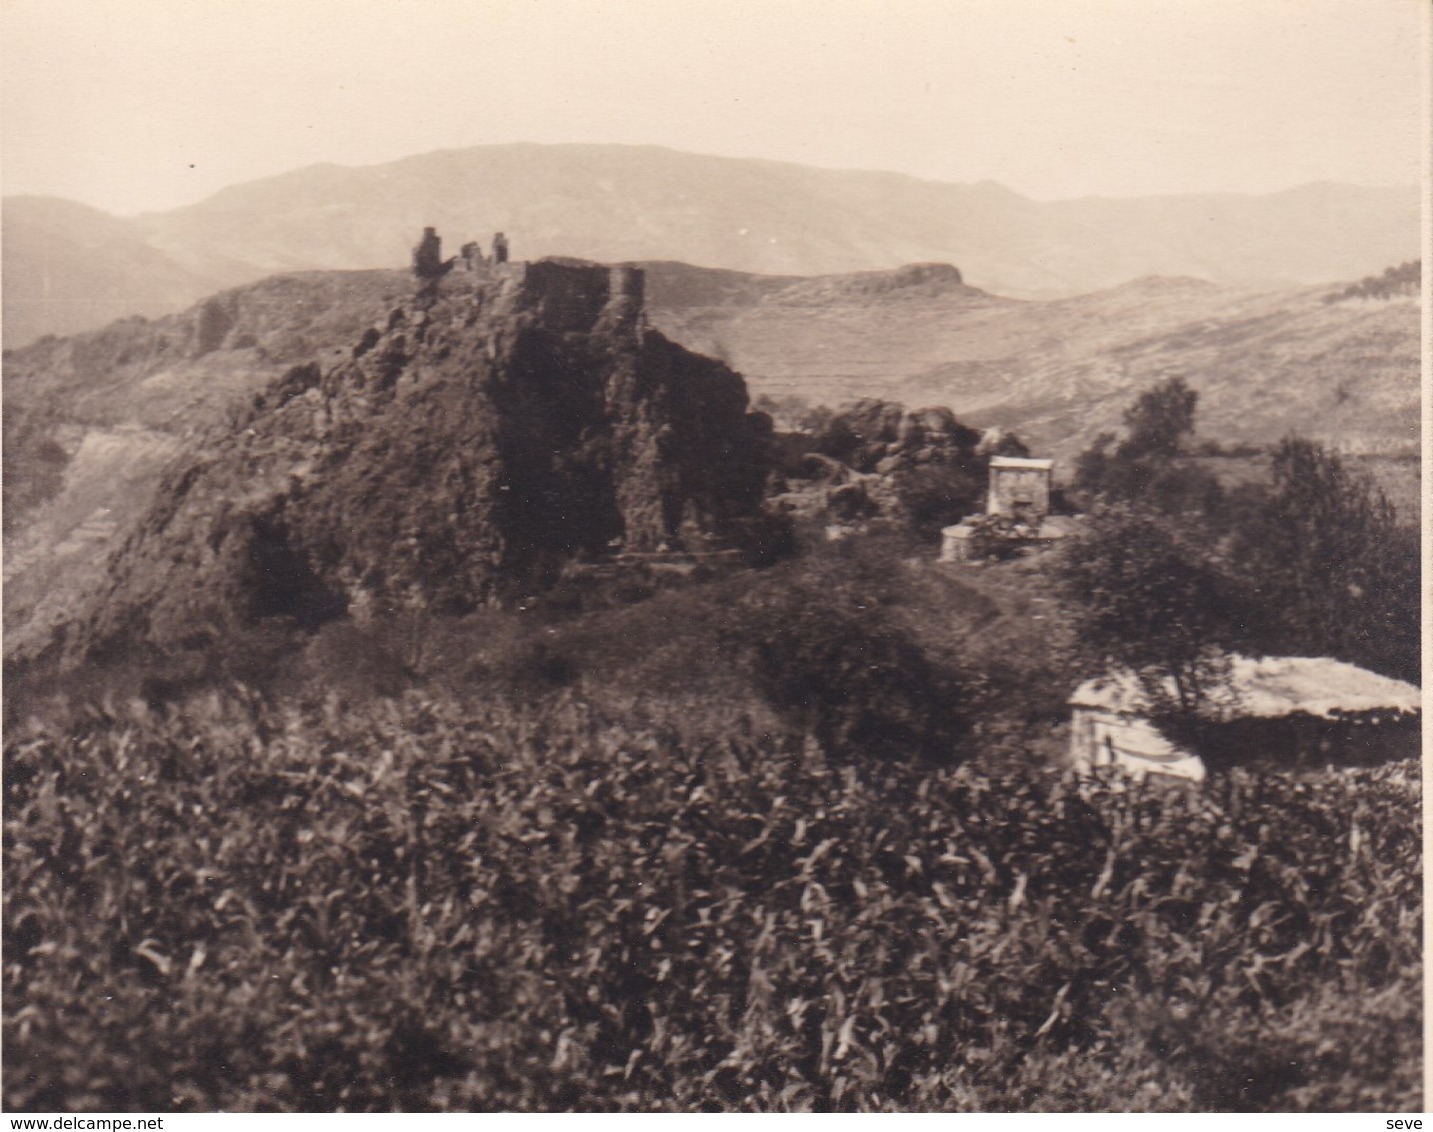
[891,462,985,543]
[1118,376,1199,461]
[1228,438,1418,682]
[721,547,969,762]
[1073,378,1224,518]
[1055,504,1251,716]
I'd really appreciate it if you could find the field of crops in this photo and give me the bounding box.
[4,687,1420,1111]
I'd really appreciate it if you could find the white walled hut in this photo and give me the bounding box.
[1068,673,1208,783]
[1069,656,1421,783]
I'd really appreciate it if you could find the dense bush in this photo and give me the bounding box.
[890,463,985,544]
[283,529,1000,768]
[1069,383,1419,684]
[1325,260,1420,304]
[1227,438,1419,683]
[4,689,1420,1111]
[723,580,968,764]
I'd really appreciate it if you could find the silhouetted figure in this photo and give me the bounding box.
[412,227,455,281]
[459,241,482,271]
[492,232,509,264]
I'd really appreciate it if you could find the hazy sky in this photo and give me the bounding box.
[2,0,1425,216]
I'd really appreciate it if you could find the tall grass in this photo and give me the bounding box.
[5,687,1419,1111]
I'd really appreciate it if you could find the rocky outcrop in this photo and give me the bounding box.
[768,400,1001,538]
[31,261,771,670]
[812,400,983,476]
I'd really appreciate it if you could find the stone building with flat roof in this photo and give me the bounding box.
[986,456,1053,522]
[940,455,1066,562]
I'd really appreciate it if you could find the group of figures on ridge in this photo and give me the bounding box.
[412,226,508,281]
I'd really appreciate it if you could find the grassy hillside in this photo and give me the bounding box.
[644,267,1420,463]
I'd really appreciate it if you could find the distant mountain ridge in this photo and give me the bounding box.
[4,144,1420,345]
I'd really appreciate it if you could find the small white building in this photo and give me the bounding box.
[1069,656,1422,782]
[1067,675,1208,783]
[987,456,1053,522]
[938,521,981,562]
[939,454,1066,562]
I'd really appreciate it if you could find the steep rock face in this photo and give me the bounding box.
[37,261,770,669]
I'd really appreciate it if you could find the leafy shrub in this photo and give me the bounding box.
[725,590,967,764]
[890,463,985,544]
[717,534,974,763]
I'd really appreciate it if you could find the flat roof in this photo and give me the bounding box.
[990,456,1054,469]
[1070,656,1421,718]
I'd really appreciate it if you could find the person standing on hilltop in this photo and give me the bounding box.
[459,241,482,271]
[492,232,509,264]
[412,227,455,281]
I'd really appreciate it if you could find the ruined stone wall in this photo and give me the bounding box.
[521,260,613,332]
[610,265,645,303]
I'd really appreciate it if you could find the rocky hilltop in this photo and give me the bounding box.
[18,260,771,671]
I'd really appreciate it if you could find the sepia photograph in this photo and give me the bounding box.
[1,0,1425,1114]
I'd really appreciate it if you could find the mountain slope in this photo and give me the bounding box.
[1,196,237,346]
[3,270,419,649]
[641,264,1421,461]
[136,146,1423,295]
[4,145,1419,344]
